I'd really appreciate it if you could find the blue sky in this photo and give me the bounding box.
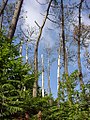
[0,0,90,98]
[22,0,59,98]
[22,0,90,98]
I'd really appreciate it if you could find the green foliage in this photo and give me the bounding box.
[0,31,34,119]
[51,70,90,120]
[0,31,89,119]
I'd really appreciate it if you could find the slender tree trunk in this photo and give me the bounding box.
[57,38,62,93]
[61,0,72,104]
[26,40,28,63]
[33,47,38,97]
[57,48,60,92]
[65,47,68,74]
[0,15,3,29]
[33,0,52,97]
[57,39,62,106]
[8,0,23,40]
[61,0,68,74]
[78,0,84,89]
[41,54,44,97]
[48,54,51,95]
[0,0,5,29]
[0,0,8,16]
[61,0,67,102]
[19,38,23,58]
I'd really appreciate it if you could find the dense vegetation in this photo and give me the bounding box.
[0,31,89,119]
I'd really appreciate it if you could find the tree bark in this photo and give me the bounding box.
[33,0,52,97]
[41,54,44,97]
[61,0,68,74]
[19,38,23,58]
[48,54,51,95]
[57,39,62,106]
[0,0,6,29]
[61,0,72,104]
[0,14,3,29]
[0,0,8,16]
[57,38,62,94]
[78,0,84,89]
[57,47,60,92]
[8,0,23,40]
[26,40,28,63]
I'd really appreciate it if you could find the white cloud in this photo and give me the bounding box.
[23,0,49,27]
[22,0,56,47]
[23,0,42,27]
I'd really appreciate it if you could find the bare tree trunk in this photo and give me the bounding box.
[0,0,8,16]
[0,0,5,29]
[57,40,62,107]
[0,14,3,29]
[57,38,63,90]
[26,40,28,63]
[33,0,52,97]
[8,0,23,40]
[41,54,44,97]
[78,0,84,89]
[19,38,23,58]
[33,47,38,97]
[61,0,67,103]
[61,0,72,105]
[57,38,62,93]
[48,54,51,95]
[57,48,60,92]
[61,0,68,74]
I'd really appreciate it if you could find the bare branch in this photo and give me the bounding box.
[47,16,59,25]
[35,21,40,28]
[36,0,48,5]
[33,0,53,97]
[0,0,8,16]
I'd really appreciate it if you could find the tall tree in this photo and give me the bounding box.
[47,47,51,96]
[26,39,28,63]
[57,35,63,93]
[41,54,44,97]
[61,0,68,75]
[61,0,73,105]
[8,0,23,40]
[78,0,84,89]
[57,47,61,93]
[33,0,52,97]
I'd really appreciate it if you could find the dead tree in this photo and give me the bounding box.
[57,39,62,93]
[78,0,84,89]
[41,54,44,97]
[47,50,51,96]
[8,0,23,40]
[61,0,68,75]
[26,39,28,63]
[61,0,73,105]
[33,0,52,97]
